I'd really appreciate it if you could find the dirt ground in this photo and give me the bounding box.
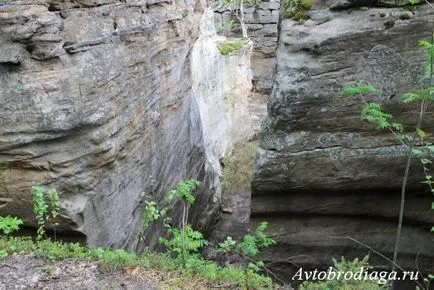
[0,254,157,290]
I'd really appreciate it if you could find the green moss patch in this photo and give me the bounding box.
[217,39,247,56]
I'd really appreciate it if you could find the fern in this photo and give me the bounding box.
[0,216,23,235]
[403,92,420,104]
[159,224,209,260]
[343,85,378,97]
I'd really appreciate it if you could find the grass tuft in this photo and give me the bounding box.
[217,39,247,56]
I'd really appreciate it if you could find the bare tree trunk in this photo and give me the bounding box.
[391,20,433,290]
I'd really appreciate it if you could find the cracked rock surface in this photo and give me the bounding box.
[0,0,220,250]
[252,5,434,277]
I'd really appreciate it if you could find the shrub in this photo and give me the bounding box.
[139,179,278,289]
[281,0,312,20]
[0,215,23,235]
[32,185,60,239]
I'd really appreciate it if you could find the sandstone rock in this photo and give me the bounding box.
[252,5,434,276]
[330,0,424,9]
[330,0,352,9]
[0,0,221,250]
[213,0,280,92]
[0,44,22,65]
[307,9,336,23]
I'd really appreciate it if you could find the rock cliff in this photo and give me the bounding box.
[0,0,223,249]
[252,4,434,276]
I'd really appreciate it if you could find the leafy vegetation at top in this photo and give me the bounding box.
[217,39,247,55]
[281,0,312,21]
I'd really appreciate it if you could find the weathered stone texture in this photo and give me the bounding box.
[252,5,434,275]
[214,0,280,92]
[0,0,220,249]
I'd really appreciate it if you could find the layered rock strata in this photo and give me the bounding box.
[252,5,434,276]
[0,0,220,249]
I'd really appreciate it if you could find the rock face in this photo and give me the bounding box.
[192,8,254,181]
[214,0,280,92]
[0,0,222,249]
[252,5,434,277]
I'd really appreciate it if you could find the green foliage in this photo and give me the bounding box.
[281,0,312,21]
[0,235,276,289]
[237,224,273,256]
[32,186,47,239]
[342,85,378,97]
[0,249,7,259]
[178,254,273,289]
[0,215,23,235]
[0,236,142,271]
[217,222,276,258]
[360,102,403,132]
[300,256,390,290]
[217,236,237,252]
[217,39,246,55]
[48,189,60,219]
[138,179,277,289]
[32,185,60,239]
[167,178,200,205]
[141,201,167,233]
[420,40,434,81]
[159,224,209,260]
[343,35,434,289]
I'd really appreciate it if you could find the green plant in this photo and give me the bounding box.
[218,221,276,257]
[156,179,207,260]
[0,215,23,235]
[217,39,246,55]
[0,235,276,289]
[141,201,166,233]
[299,256,390,290]
[281,0,312,20]
[214,0,261,38]
[0,250,7,259]
[159,224,209,260]
[138,179,277,288]
[217,222,277,286]
[32,185,61,239]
